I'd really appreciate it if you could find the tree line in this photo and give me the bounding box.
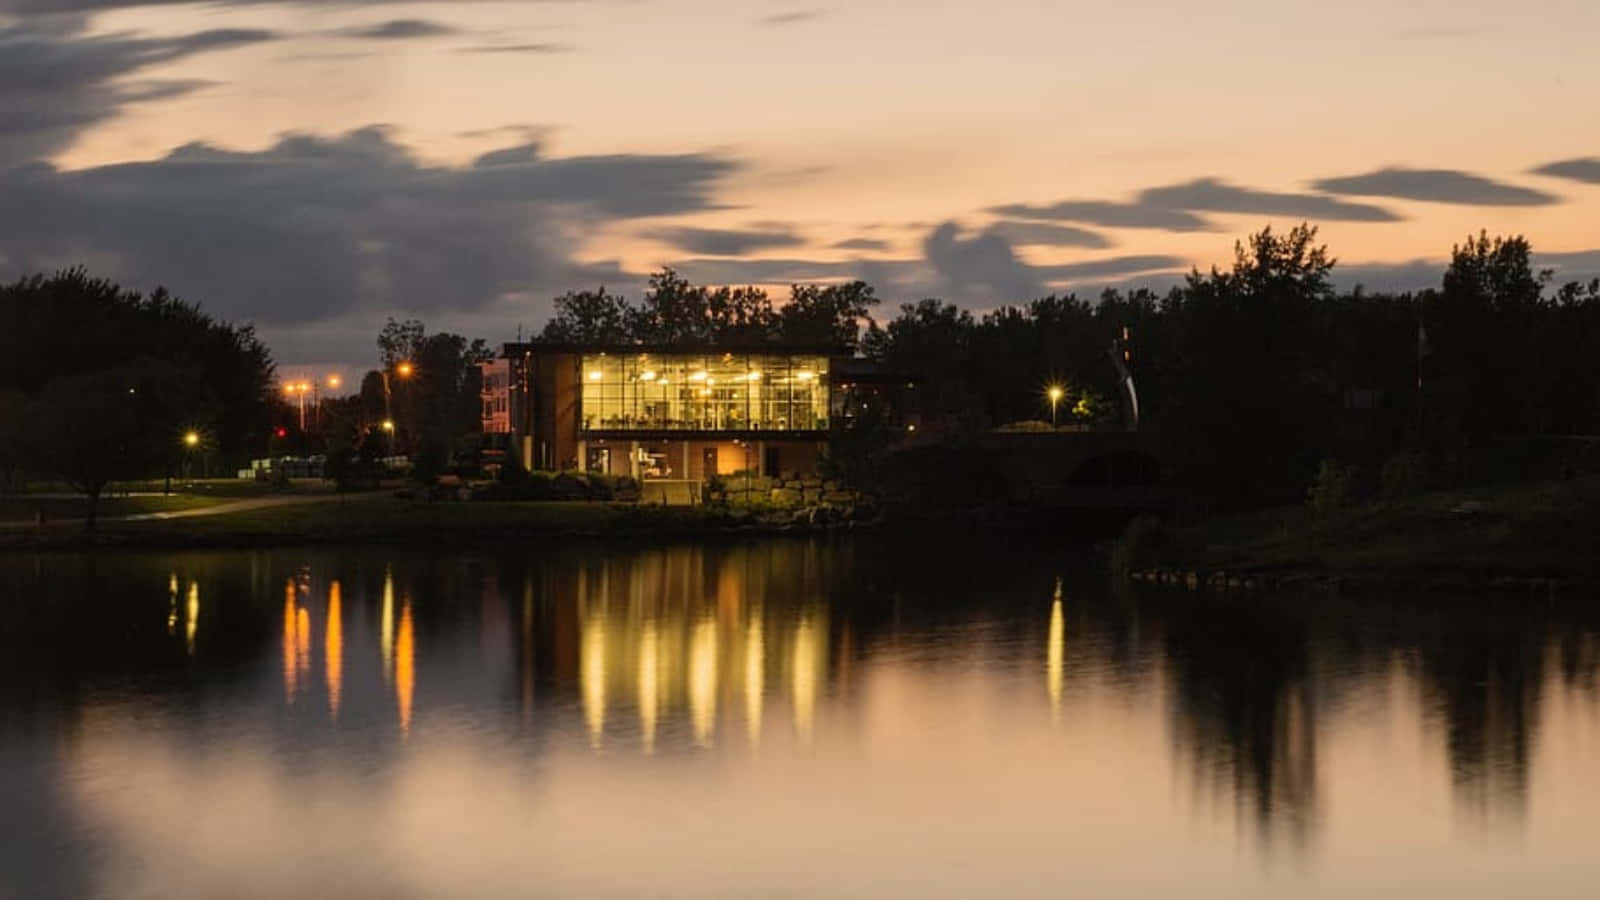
[0,268,276,525]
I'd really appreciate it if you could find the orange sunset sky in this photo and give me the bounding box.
[3,0,1598,369]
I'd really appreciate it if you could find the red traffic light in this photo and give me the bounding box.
[275,427,288,439]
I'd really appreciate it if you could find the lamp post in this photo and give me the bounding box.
[380,362,413,455]
[1047,385,1064,428]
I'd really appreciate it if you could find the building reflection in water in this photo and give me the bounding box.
[185,580,199,656]
[689,617,717,746]
[553,547,831,753]
[1047,578,1064,722]
[745,609,764,750]
[380,567,395,683]
[282,579,298,702]
[395,602,415,737]
[325,580,342,720]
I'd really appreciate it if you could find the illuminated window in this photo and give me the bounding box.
[579,352,829,433]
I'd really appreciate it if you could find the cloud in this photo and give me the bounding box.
[0,20,279,167]
[831,238,891,252]
[1311,167,1558,206]
[922,222,1045,300]
[337,19,457,40]
[648,226,805,256]
[458,43,575,55]
[990,199,1212,232]
[761,9,824,26]
[1139,177,1400,222]
[1036,254,1186,282]
[1531,157,1600,185]
[0,127,738,362]
[987,221,1112,249]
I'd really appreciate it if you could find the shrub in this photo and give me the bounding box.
[1109,515,1180,574]
[1379,450,1430,501]
[1307,459,1356,522]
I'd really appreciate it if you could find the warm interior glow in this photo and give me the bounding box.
[795,371,815,381]
[588,371,603,381]
[689,371,708,382]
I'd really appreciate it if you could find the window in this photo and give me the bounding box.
[579,352,829,433]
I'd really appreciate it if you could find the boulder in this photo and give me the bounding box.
[770,487,802,507]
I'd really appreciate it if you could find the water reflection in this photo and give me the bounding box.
[3,543,1600,898]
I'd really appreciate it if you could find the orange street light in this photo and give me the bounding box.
[396,362,414,378]
[326,374,342,390]
[1047,385,1064,427]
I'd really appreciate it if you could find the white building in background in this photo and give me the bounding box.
[480,358,512,434]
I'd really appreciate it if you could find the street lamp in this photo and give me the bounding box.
[1047,385,1064,428]
[183,431,199,448]
[283,381,312,431]
[381,362,412,454]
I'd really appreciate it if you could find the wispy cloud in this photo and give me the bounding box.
[761,9,824,26]
[1312,167,1558,206]
[457,43,575,55]
[648,225,805,256]
[337,19,457,41]
[1532,157,1600,185]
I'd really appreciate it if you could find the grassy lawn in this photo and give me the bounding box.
[86,495,725,543]
[0,493,230,523]
[1169,475,1600,577]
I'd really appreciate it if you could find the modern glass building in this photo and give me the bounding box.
[502,343,843,482]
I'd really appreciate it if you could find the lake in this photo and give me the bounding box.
[3,538,1598,899]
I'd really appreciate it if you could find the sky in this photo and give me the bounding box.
[2,0,1599,376]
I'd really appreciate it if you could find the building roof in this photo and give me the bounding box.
[501,340,849,359]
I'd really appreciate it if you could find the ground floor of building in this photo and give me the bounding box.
[566,437,822,483]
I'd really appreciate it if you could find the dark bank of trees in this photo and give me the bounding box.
[857,226,1600,510]
[0,269,276,526]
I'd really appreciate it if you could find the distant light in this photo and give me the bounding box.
[381,419,395,432]
[907,424,917,432]
[1047,385,1064,402]
[640,370,658,382]
[396,362,414,378]
[747,371,762,381]
[275,427,288,438]
[326,374,342,389]
[689,370,709,382]
[183,431,200,448]
[796,371,815,381]
[588,371,603,381]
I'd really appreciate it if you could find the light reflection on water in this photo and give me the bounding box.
[2,541,1600,899]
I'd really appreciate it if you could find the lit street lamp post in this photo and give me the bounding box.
[380,362,413,454]
[1047,385,1064,428]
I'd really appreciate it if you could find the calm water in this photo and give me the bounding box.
[3,539,1599,899]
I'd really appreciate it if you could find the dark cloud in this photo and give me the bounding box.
[923,222,1045,299]
[649,226,805,256]
[0,127,737,355]
[1036,254,1185,281]
[458,43,575,54]
[337,19,457,40]
[1139,177,1400,222]
[831,238,891,252]
[1531,157,1600,185]
[990,199,1212,232]
[1312,167,1558,206]
[761,9,824,26]
[988,221,1112,249]
[0,20,279,166]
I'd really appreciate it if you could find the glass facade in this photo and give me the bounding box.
[580,352,829,433]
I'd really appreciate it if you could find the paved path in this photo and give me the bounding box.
[0,493,347,530]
